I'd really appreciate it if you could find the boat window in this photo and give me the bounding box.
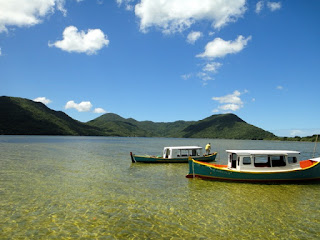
[191,149,199,156]
[232,153,237,161]
[288,156,297,164]
[180,150,189,157]
[271,156,286,167]
[243,157,251,165]
[254,156,271,167]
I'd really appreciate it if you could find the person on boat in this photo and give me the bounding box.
[205,143,211,155]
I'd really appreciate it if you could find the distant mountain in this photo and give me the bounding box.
[87,113,192,137]
[0,96,102,135]
[0,96,283,140]
[181,114,275,139]
[88,113,275,140]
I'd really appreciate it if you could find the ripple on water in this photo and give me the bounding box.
[1,136,320,239]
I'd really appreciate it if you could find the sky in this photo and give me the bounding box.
[1,0,320,137]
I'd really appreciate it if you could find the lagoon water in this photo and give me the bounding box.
[0,136,319,239]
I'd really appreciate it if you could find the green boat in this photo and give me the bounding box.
[131,146,217,163]
[186,150,320,182]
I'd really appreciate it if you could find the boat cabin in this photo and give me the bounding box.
[163,146,202,159]
[226,150,301,172]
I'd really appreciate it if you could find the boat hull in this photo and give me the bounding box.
[131,152,217,163]
[186,160,320,182]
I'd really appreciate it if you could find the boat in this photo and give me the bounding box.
[130,146,217,163]
[186,150,320,182]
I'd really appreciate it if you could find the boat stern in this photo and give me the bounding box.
[130,152,136,163]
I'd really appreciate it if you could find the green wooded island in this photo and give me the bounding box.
[0,96,318,141]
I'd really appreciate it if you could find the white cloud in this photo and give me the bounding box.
[290,130,304,137]
[181,73,192,80]
[65,100,93,112]
[0,47,2,56]
[212,90,246,112]
[197,72,212,82]
[33,97,52,105]
[272,129,320,137]
[276,85,283,90]
[255,1,264,14]
[93,108,107,114]
[219,103,242,111]
[0,0,66,33]
[187,31,203,44]
[135,0,247,34]
[196,62,222,86]
[255,1,281,14]
[197,35,252,59]
[213,90,243,105]
[117,0,134,11]
[48,26,110,55]
[267,2,281,11]
[203,62,222,73]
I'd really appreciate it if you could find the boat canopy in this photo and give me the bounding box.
[226,150,300,156]
[165,146,202,150]
[226,150,301,171]
[163,146,203,159]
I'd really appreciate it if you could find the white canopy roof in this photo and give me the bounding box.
[164,146,202,150]
[226,150,300,156]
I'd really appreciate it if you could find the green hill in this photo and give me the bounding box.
[0,96,278,140]
[181,114,275,139]
[87,113,191,137]
[0,96,103,135]
[88,113,275,139]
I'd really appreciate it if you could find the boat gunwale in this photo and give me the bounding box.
[133,152,217,160]
[186,173,320,182]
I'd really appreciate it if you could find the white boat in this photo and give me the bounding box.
[130,146,217,163]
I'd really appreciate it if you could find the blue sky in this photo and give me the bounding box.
[1,0,319,137]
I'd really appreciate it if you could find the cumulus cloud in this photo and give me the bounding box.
[117,0,134,11]
[267,2,281,11]
[64,100,107,113]
[197,35,252,59]
[187,31,203,44]
[65,100,93,112]
[195,62,222,86]
[0,0,66,33]
[48,26,109,55]
[135,0,247,34]
[203,62,222,73]
[33,97,52,105]
[255,1,264,14]
[197,72,212,82]
[93,108,107,114]
[256,1,281,14]
[212,90,247,112]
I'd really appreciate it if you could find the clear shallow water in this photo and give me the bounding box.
[0,136,319,239]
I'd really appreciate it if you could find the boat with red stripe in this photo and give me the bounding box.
[186,150,320,182]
